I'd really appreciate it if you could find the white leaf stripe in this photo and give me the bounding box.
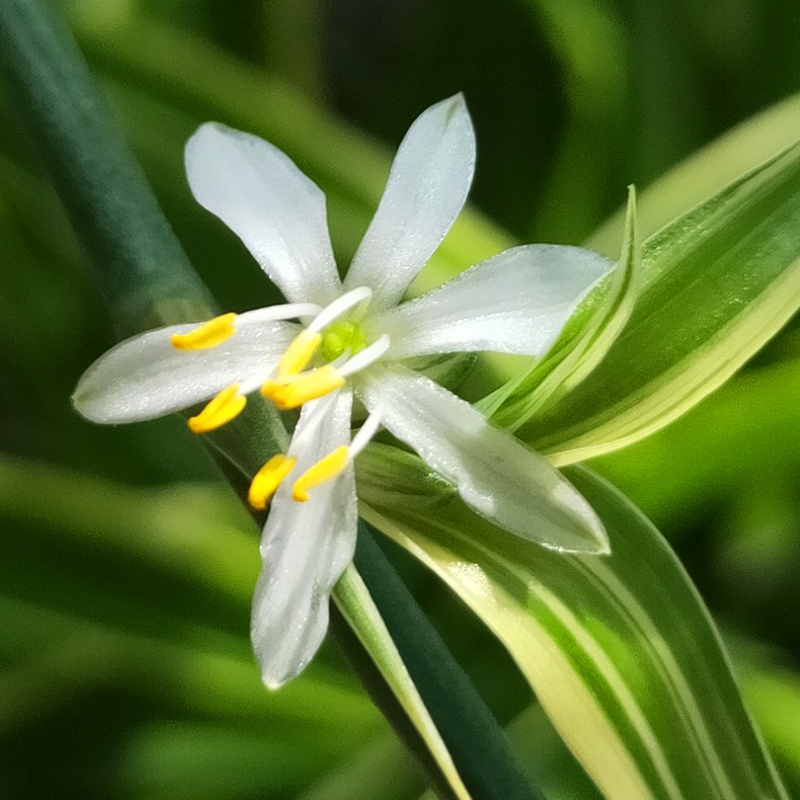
[573,559,737,799]
[363,505,675,800]
[525,143,800,466]
[529,583,684,800]
[358,462,789,800]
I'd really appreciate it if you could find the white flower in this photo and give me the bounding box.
[73,95,612,688]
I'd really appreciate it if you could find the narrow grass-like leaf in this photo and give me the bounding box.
[587,91,800,254]
[334,565,471,800]
[349,524,543,800]
[513,140,800,464]
[482,186,640,423]
[519,0,629,242]
[68,10,511,279]
[0,595,376,739]
[739,664,800,790]
[594,356,800,524]
[359,457,789,800]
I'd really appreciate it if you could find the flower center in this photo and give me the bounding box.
[261,287,388,411]
[172,288,388,508]
[320,320,367,363]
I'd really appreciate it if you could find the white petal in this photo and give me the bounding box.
[251,390,358,689]
[357,366,608,554]
[72,319,298,423]
[343,95,476,309]
[186,123,342,306]
[372,245,613,359]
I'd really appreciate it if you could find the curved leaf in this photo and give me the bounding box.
[587,92,800,253]
[512,140,800,464]
[334,564,471,800]
[358,456,788,800]
[483,186,640,424]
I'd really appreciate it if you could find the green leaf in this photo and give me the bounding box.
[0,456,379,735]
[512,139,800,464]
[518,0,629,242]
[347,524,543,800]
[587,91,800,254]
[333,564,471,800]
[593,356,800,525]
[739,663,800,791]
[359,460,789,800]
[482,186,640,424]
[67,9,512,282]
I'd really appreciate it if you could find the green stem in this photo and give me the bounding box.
[0,0,215,336]
[0,0,289,456]
[353,522,544,800]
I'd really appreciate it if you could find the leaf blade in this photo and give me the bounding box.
[483,186,640,425]
[512,141,800,463]
[333,565,472,800]
[359,459,789,800]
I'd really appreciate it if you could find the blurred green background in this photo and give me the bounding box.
[2,0,800,797]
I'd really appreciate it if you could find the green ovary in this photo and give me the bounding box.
[320,320,367,362]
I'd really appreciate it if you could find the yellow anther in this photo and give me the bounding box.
[292,446,350,502]
[171,313,237,350]
[277,330,322,379]
[248,454,297,510]
[187,383,246,434]
[260,365,345,410]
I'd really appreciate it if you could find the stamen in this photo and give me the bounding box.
[292,445,350,502]
[350,408,383,457]
[308,287,372,334]
[277,330,322,379]
[187,383,246,433]
[248,454,297,510]
[171,313,237,350]
[339,334,391,377]
[261,365,345,409]
[237,303,321,325]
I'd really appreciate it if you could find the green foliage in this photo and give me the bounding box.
[359,460,789,799]
[1,0,800,799]
[509,138,800,463]
[481,186,640,422]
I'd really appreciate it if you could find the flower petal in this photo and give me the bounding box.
[72,319,298,423]
[343,94,476,309]
[357,366,608,554]
[372,245,613,359]
[251,390,358,689]
[185,123,342,306]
